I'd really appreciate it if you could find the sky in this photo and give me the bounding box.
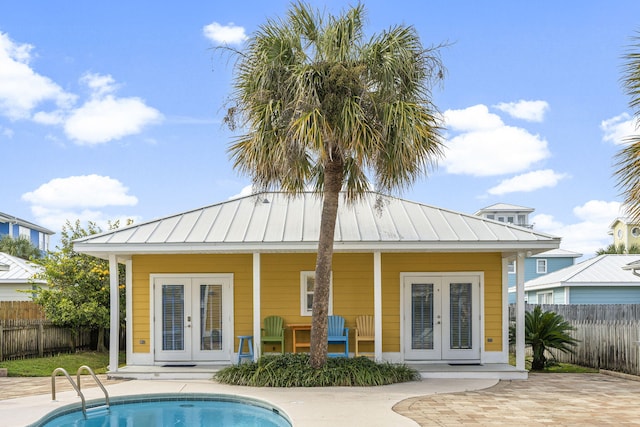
[2,1,640,259]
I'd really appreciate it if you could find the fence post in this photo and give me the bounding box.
[38,322,44,357]
[0,323,3,362]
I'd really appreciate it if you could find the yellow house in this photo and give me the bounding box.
[73,192,560,380]
[609,217,640,250]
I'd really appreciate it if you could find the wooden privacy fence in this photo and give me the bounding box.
[0,319,92,361]
[0,301,45,321]
[511,304,640,375]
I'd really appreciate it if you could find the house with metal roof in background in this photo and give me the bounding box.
[73,192,561,380]
[524,254,640,304]
[0,252,46,301]
[0,211,55,252]
[474,204,582,303]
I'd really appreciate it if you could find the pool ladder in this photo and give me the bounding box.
[51,365,110,419]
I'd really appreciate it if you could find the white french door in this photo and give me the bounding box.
[154,275,232,362]
[403,274,480,361]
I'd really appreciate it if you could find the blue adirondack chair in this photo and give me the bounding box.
[327,315,349,357]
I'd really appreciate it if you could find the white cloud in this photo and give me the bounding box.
[229,184,254,199]
[601,112,637,145]
[494,100,549,122]
[64,94,163,145]
[533,200,623,258]
[22,175,140,235]
[0,125,13,138]
[487,169,568,195]
[203,22,248,45]
[0,32,76,120]
[80,72,118,98]
[444,104,503,132]
[22,175,138,209]
[442,105,550,176]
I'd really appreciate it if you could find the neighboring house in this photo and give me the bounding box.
[523,254,640,304]
[0,212,55,252]
[609,217,640,250]
[474,203,534,228]
[73,192,560,379]
[474,204,582,303]
[507,249,583,303]
[0,252,45,301]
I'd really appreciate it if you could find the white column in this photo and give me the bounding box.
[374,252,382,361]
[108,254,119,373]
[516,252,526,371]
[124,259,132,367]
[253,252,261,360]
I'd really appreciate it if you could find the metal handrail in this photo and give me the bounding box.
[51,367,87,416]
[51,366,111,419]
[76,365,110,408]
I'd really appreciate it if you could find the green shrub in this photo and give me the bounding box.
[214,353,421,387]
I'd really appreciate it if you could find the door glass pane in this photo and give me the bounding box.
[162,285,184,351]
[411,283,434,350]
[200,284,222,350]
[449,282,472,350]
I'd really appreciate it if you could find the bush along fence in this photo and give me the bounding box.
[0,319,94,361]
[511,303,640,375]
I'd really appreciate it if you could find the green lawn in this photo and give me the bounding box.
[509,353,598,373]
[0,352,123,377]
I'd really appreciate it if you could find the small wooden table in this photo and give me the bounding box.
[289,323,311,353]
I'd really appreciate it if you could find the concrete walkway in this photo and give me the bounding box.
[1,372,640,426]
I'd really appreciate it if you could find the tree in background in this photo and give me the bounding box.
[223,1,445,368]
[596,243,640,255]
[32,220,127,352]
[0,235,42,260]
[615,32,640,219]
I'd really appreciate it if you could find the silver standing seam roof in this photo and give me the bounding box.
[73,192,561,259]
[0,252,44,284]
[525,254,640,291]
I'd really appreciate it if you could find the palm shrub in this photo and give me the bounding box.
[510,306,579,370]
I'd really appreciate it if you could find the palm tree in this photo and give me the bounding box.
[223,1,445,368]
[596,243,640,255]
[615,32,640,220]
[0,235,42,260]
[516,306,579,370]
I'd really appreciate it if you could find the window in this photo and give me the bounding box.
[517,214,527,226]
[507,261,516,274]
[486,214,495,220]
[633,227,640,237]
[536,259,547,274]
[538,291,553,304]
[300,271,333,316]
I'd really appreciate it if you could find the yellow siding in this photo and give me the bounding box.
[381,253,503,353]
[260,253,374,352]
[131,254,252,353]
[130,251,503,357]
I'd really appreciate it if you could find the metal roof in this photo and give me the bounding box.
[474,203,534,216]
[525,254,640,290]
[531,248,583,258]
[0,252,44,284]
[73,192,561,258]
[0,211,55,235]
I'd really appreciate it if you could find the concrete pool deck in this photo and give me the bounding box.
[2,372,640,426]
[0,376,496,426]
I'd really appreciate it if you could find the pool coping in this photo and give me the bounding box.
[28,392,293,427]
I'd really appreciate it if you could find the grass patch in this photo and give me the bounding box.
[215,353,421,387]
[509,353,598,373]
[0,351,122,377]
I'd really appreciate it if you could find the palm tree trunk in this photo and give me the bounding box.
[309,156,343,369]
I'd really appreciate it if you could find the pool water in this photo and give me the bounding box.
[32,394,292,427]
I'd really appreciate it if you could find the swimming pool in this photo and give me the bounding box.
[29,393,292,427]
